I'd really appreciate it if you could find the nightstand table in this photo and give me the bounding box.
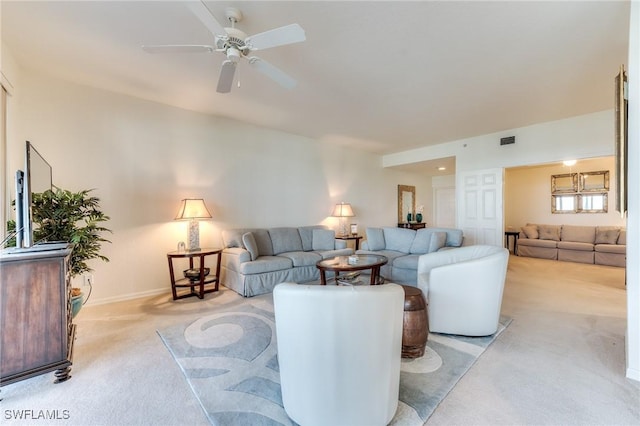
[335,235,363,250]
[167,248,222,300]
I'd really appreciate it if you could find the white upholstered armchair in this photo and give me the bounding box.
[273,282,405,426]
[417,245,509,336]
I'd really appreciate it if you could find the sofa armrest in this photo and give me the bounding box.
[222,247,251,271]
[335,239,347,250]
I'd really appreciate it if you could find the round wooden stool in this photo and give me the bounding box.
[400,285,428,358]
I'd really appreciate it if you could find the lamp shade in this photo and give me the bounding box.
[331,202,355,217]
[174,198,212,220]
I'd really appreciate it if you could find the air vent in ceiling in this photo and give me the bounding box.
[500,136,515,146]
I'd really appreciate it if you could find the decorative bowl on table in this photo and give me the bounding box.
[183,268,210,281]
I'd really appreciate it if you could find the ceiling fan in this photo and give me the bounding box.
[142,2,305,93]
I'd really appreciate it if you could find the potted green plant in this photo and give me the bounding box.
[31,187,112,315]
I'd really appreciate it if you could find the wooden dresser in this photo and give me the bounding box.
[0,245,75,386]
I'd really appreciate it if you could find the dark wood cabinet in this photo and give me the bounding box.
[0,246,75,386]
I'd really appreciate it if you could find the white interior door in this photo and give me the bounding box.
[434,187,456,228]
[457,168,503,246]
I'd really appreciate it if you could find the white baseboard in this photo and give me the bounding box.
[84,287,169,306]
[627,367,640,382]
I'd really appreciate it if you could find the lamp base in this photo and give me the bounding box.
[187,219,200,252]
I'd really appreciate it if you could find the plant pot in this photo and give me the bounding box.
[416,213,423,223]
[71,293,84,319]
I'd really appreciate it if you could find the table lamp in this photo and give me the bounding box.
[331,202,355,237]
[174,198,212,251]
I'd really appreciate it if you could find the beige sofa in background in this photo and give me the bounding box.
[517,224,626,267]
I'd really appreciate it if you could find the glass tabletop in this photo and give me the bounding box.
[316,254,387,269]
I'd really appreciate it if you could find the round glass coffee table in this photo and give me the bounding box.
[316,254,388,285]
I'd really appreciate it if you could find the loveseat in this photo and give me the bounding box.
[356,226,464,285]
[220,226,353,297]
[517,224,626,267]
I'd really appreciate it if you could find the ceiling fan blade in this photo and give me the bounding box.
[217,60,236,93]
[248,57,297,89]
[245,24,306,50]
[142,44,215,54]
[187,1,227,37]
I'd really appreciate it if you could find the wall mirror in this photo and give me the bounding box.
[551,173,578,193]
[579,193,608,213]
[551,195,577,213]
[580,170,609,192]
[397,185,415,223]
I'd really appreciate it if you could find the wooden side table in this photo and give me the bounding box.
[398,222,426,230]
[335,235,363,250]
[167,248,222,300]
[504,231,519,254]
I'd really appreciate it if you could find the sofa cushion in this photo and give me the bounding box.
[594,244,626,254]
[518,238,558,248]
[521,225,538,239]
[316,248,354,259]
[538,225,560,241]
[428,232,447,253]
[618,229,626,245]
[382,227,415,253]
[239,256,293,274]
[298,226,326,251]
[557,241,594,252]
[222,228,251,248]
[223,228,273,255]
[561,225,595,244]
[269,228,303,255]
[595,227,620,245]
[409,228,431,254]
[242,232,260,261]
[365,228,385,251]
[279,251,322,267]
[312,229,335,251]
[430,227,464,247]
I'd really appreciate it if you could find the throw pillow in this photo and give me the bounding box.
[595,228,620,245]
[538,225,560,241]
[521,225,538,239]
[312,229,335,251]
[365,228,385,251]
[427,232,447,253]
[242,232,260,261]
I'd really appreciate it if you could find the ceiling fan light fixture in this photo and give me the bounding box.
[227,47,242,63]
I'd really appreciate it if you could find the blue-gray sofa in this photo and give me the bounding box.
[356,226,464,285]
[220,226,353,297]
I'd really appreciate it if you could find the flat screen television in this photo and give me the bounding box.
[14,141,53,248]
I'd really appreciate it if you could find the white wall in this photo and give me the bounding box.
[384,110,614,172]
[625,0,639,382]
[505,157,626,229]
[4,64,428,305]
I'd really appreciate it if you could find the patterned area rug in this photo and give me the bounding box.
[157,293,511,425]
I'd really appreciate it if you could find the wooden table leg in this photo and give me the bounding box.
[370,267,378,285]
[320,270,327,285]
[198,254,205,299]
[168,257,178,300]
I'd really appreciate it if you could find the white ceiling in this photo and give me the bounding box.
[1,1,631,166]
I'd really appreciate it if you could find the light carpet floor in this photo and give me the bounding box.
[157,292,509,425]
[2,255,639,425]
